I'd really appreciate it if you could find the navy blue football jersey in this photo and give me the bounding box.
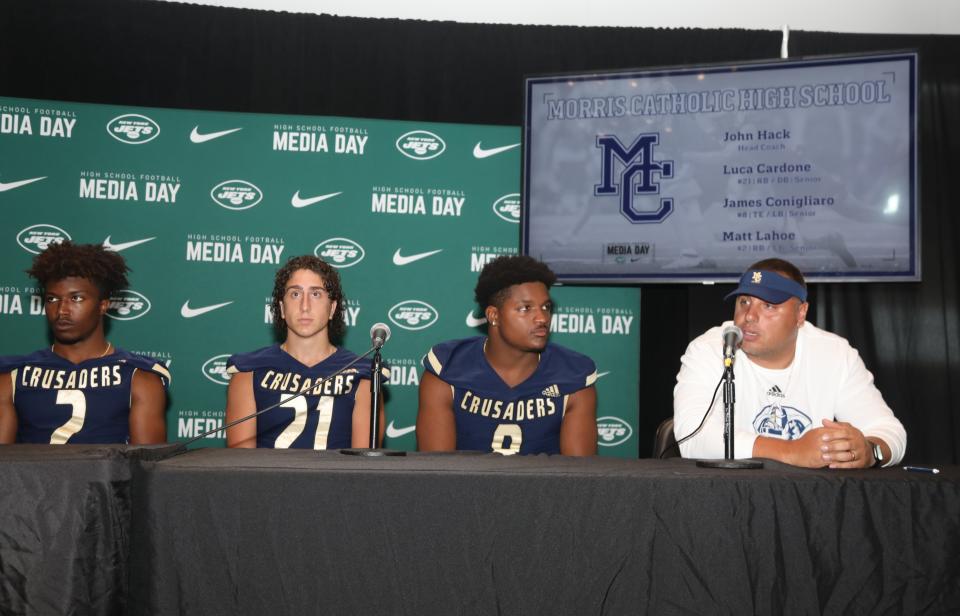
[0,348,171,444]
[422,337,597,455]
[227,345,380,449]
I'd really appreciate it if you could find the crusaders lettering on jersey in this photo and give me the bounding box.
[18,364,123,390]
[258,369,358,397]
[459,390,556,421]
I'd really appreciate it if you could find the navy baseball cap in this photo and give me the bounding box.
[724,269,808,304]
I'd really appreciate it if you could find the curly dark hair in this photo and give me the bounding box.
[271,255,346,341]
[474,255,557,308]
[747,258,807,288]
[25,240,130,299]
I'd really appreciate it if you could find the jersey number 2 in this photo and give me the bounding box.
[51,389,86,444]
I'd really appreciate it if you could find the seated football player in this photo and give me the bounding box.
[416,255,598,456]
[0,241,169,444]
[225,255,383,449]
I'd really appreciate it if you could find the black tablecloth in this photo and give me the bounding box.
[0,444,177,616]
[126,450,960,615]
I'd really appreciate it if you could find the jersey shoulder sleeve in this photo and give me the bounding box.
[542,343,598,393]
[0,349,52,373]
[227,346,282,374]
[422,337,483,382]
[332,347,390,383]
[116,349,172,387]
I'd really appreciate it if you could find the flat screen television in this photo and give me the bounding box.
[522,52,918,282]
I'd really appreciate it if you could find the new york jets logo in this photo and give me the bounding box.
[106,114,161,144]
[396,130,446,160]
[16,224,71,254]
[492,193,521,223]
[201,354,233,385]
[106,290,152,321]
[210,180,263,210]
[388,300,439,331]
[314,237,365,267]
[596,416,633,447]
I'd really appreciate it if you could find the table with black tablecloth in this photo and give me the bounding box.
[125,450,960,615]
[0,444,176,615]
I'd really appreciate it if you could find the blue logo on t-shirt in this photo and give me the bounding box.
[753,404,812,440]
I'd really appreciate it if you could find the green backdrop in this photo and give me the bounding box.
[0,96,640,456]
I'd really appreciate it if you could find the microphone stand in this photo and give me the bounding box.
[341,344,405,457]
[697,360,762,469]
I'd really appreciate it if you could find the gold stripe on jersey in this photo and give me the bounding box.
[427,349,443,376]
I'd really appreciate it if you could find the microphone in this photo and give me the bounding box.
[722,325,743,368]
[370,322,391,349]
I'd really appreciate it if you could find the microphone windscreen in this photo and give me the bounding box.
[370,322,391,345]
[722,324,743,344]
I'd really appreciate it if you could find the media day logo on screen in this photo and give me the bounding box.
[210,180,263,210]
[106,114,160,144]
[596,416,633,447]
[314,237,365,267]
[388,300,439,331]
[16,224,71,254]
[595,132,674,223]
[201,354,232,385]
[492,193,521,223]
[106,290,151,321]
[396,130,445,160]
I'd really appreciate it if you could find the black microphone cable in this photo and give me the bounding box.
[658,372,724,460]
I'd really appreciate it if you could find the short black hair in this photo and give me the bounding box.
[271,255,346,341]
[747,258,807,288]
[26,240,130,300]
[474,255,557,308]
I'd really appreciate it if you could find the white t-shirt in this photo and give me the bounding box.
[673,321,906,465]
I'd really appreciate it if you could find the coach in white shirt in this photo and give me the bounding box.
[673,258,906,468]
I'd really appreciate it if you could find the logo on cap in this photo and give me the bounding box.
[752,271,763,283]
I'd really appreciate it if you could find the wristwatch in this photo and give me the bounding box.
[870,441,885,467]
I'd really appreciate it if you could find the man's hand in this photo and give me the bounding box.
[817,418,873,469]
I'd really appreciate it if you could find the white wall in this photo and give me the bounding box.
[169,0,960,35]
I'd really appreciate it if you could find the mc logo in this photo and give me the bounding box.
[314,237,365,268]
[388,300,439,331]
[210,180,263,210]
[106,290,151,321]
[106,114,161,144]
[595,133,674,223]
[16,224,71,254]
[492,193,521,223]
[395,130,446,160]
[596,416,633,447]
[201,354,232,385]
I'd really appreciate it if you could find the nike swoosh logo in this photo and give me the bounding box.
[103,235,156,252]
[189,126,243,143]
[392,248,442,266]
[473,142,520,159]
[386,421,416,438]
[466,311,487,327]
[291,190,343,208]
[0,176,47,192]
[180,300,233,318]
[597,371,611,379]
